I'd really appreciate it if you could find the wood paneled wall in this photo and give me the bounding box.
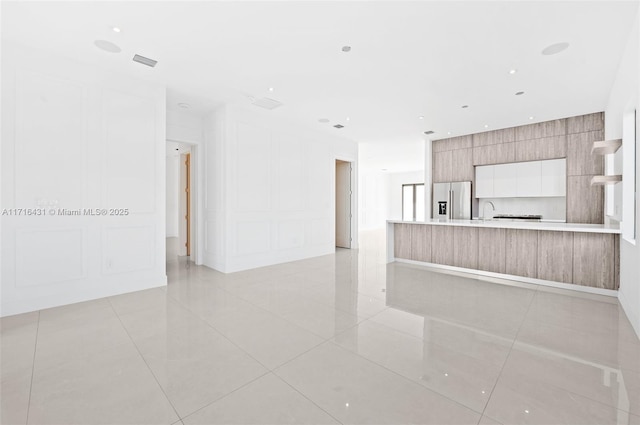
[394,223,620,290]
[432,112,605,224]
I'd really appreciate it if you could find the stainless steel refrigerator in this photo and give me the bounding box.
[432,181,472,220]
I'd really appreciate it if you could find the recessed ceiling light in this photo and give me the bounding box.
[529,116,534,120]
[418,116,424,120]
[447,132,451,135]
[178,103,190,109]
[346,117,350,121]
[515,91,525,96]
[111,26,121,33]
[341,45,351,52]
[542,42,570,56]
[175,148,179,151]
[334,124,344,129]
[461,105,469,109]
[381,168,387,171]
[509,69,517,74]
[268,87,274,92]
[318,118,330,123]
[424,130,435,135]
[94,39,121,53]
[484,124,489,128]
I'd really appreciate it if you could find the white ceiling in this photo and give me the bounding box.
[2,1,638,159]
[166,141,192,158]
[359,141,425,173]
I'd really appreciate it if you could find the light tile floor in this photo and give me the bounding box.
[2,231,639,425]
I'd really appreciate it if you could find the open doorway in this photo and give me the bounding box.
[336,159,352,249]
[179,152,191,256]
[166,141,195,264]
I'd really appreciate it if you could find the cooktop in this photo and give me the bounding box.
[493,214,542,221]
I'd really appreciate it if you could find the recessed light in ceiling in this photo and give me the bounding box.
[318,118,330,123]
[94,39,121,53]
[542,42,570,56]
[447,132,451,135]
[133,54,158,67]
[461,105,469,109]
[381,169,387,171]
[346,117,350,121]
[529,116,534,120]
[268,87,274,92]
[334,124,344,129]
[418,116,424,120]
[111,26,121,33]
[175,148,179,151]
[484,124,489,128]
[509,69,517,75]
[341,46,351,52]
[178,103,190,109]
[515,91,525,96]
[424,130,435,135]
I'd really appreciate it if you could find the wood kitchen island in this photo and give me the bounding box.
[388,220,621,294]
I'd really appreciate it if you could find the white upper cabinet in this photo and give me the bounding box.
[541,158,566,196]
[475,159,566,198]
[516,161,542,197]
[475,165,494,198]
[493,163,518,197]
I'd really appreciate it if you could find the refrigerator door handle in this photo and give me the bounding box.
[449,190,453,220]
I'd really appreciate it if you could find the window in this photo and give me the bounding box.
[402,183,425,221]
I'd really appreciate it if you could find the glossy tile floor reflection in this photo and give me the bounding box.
[2,231,640,425]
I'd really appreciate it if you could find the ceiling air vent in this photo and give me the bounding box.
[133,54,158,67]
[334,124,344,129]
[251,97,283,110]
[424,130,435,135]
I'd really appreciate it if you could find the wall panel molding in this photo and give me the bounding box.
[102,225,155,275]
[16,227,87,287]
[15,71,87,210]
[103,89,157,214]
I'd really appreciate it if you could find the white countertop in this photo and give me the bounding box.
[387,219,621,234]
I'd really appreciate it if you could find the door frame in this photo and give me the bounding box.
[185,152,191,256]
[334,156,358,250]
[166,140,201,264]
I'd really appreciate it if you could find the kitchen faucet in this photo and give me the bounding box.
[483,201,495,221]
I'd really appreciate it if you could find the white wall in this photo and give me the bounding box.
[359,170,390,230]
[203,104,358,273]
[167,108,203,145]
[166,155,180,237]
[202,106,227,271]
[387,171,425,221]
[605,9,640,338]
[1,42,166,317]
[358,170,424,229]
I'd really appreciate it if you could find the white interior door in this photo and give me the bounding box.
[335,160,351,248]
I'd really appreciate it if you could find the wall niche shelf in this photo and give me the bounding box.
[591,175,622,186]
[591,139,622,155]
